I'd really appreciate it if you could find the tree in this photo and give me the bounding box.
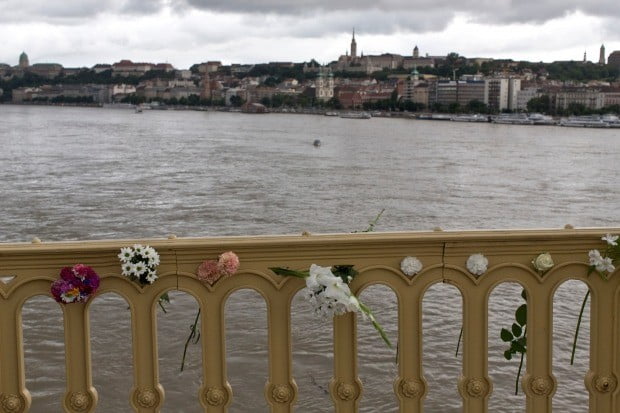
[467,99,488,114]
[526,95,551,114]
[229,95,245,107]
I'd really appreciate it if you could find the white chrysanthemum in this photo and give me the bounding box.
[602,234,619,246]
[467,253,488,276]
[133,262,146,275]
[589,250,615,273]
[144,270,158,284]
[121,263,134,276]
[118,247,133,263]
[400,256,423,276]
[148,254,160,266]
[132,244,144,254]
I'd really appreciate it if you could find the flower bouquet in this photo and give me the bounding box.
[118,244,160,285]
[271,264,392,348]
[588,234,618,279]
[51,264,100,304]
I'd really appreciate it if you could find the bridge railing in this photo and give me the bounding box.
[0,228,618,412]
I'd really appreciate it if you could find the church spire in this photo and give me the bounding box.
[350,28,357,58]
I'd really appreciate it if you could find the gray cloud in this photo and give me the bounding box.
[2,0,620,34]
[182,0,620,25]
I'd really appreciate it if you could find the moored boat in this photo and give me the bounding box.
[340,111,371,119]
[559,115,609,128]
[451,114,489,122]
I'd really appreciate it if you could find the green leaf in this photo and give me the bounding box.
[501,328,514,342]
[512,340,526,353]
[521,289,527,301]
[269,267,309,279]
[504,350,513,360]
[512,323,522,337]
[516,304,527,326]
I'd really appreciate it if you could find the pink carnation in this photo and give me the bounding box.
[217,251,240,277]
[197,260,220,285]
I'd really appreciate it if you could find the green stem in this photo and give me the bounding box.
[455,326,463,357]
[570,290,590,365]
[515,351,524,395]
[180,308,201,371]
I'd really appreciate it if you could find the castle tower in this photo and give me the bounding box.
[350,29,357,58]
[19,51,29,68]
[599,44,606,65]
[413,45,419,58]
[583,51,587,63]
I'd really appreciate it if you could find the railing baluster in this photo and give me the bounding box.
[522,286,556,413]
[330,312,362,413]
[394,289,426,412]
[265,294,297,412]
[199,296,232,412]
[585,279,618,412]
[0,299,31,413]
[129,295,164,412]
[458,288,492,413]
[62,303,98,412]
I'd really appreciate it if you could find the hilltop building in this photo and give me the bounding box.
[599,45,606,65]
[331,32,435,74]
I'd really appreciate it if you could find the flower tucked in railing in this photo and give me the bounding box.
[197,251,240,285]
[271,264,392,348]
[180,251,241,371]
[532,252,554,274]
[51,264,100,304]
[588,234,618,279]
[118,244,160,285]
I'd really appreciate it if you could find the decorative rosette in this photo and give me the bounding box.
[119,244,160,285]
[51,264,100,304]
[400,256,423,277]
[197,251,240,285]
[466,253,488,276]
[532,252,554,274]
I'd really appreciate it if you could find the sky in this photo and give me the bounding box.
[1,0,619,69]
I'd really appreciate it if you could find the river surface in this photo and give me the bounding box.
[1,104,619,412]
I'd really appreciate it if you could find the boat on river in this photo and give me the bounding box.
[340,111,371,119]
[559,115,609,128]
[528,113,556,125]
[451,114,489,122]
[492,113,532,125]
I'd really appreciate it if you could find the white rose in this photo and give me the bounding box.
[532,253,554,273]
[400,256,423,277]
[466,253,488,276]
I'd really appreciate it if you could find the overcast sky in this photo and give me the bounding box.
[1,0,619,69]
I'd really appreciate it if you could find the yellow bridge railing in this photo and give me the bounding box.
[0,228,618,412]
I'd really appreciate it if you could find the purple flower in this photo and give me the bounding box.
[51,264,100,304]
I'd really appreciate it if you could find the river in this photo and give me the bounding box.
[1,104,619,412]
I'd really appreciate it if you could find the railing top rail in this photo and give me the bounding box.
[1,227,618,254]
